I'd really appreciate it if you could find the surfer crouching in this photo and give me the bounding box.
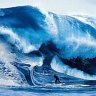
[54,74,60,83]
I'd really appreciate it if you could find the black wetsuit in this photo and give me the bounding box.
[54,74,60,83]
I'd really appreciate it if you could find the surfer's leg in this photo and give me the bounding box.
[58,79,60,83]
[55,79,57,83]
[57,78,60,83]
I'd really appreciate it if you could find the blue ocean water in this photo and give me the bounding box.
[0,5,96,96]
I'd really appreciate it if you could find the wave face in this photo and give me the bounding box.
[0,6,96,86]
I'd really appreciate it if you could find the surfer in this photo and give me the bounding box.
[54,74,60,83]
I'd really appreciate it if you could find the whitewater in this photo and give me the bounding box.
[0,5,96,96]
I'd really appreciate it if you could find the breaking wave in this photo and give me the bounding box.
[0,6,96,86]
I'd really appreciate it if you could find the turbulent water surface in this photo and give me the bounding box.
[0,5,96,95]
